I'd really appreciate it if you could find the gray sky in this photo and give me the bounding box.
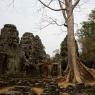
[0,0,95,56]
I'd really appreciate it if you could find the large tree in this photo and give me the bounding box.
[39,0,95,83]
[60,35,79,72]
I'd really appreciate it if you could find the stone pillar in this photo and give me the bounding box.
[48,65,52,78]
[36,65,40,77]
[58,63,62,77]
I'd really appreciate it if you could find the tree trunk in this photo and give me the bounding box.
[38,0,95,83]
[65,0,82,83]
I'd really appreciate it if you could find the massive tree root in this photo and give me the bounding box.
[59,57,95,84]
[66,58,95,83]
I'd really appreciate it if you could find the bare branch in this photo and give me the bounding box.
[59,0,65,5]
[58,0,67,26]
[40,16,65,30]
[49,17,64,26]
[73,0,80,9]
[40,22,53,30]
[47,0,53,6]
[38,0,66,11]
[58,0,67,20]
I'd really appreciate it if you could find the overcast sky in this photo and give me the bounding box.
[0,0,95,56]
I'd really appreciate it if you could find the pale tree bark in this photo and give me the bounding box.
[65,0,82,83]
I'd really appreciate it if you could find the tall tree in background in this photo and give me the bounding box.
[39,0,95,83]
[78,9,95,69]
[60,35,68,72]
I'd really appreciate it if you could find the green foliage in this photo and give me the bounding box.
[60,35,68,58]
[54,53,60,62]
[78,9,95,68]
[60,35,68,71]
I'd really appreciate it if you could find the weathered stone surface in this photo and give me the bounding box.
[0,24,21,74]
[20,32,35,65]
[0,24,59,77]
[20,33,46,65]
[20,33,47,76]
[20,32,38,75]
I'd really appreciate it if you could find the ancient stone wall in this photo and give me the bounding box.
[0,24,21,74]
[0,24,61,77]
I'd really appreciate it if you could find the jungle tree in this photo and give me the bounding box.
[39,0,95,83]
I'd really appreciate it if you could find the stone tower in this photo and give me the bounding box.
[0,24,20,74]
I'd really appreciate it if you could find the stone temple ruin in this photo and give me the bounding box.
[0,25,95,95]
[0,24,21,74]
[0,24,62,77]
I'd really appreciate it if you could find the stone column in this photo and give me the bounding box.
[58,63,62,77]
[48,65,52,78]
[36,65,40,77]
